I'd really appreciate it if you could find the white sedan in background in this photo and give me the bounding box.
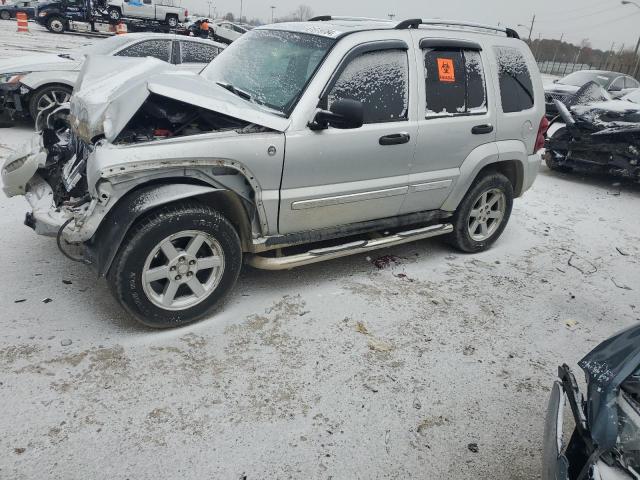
[0,33,225,126]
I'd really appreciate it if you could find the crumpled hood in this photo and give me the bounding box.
[0,53,81,74]
[579,324,640,451]
[70,55,181,142]
[70,54,289,143]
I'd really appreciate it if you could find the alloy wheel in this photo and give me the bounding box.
[467,188,506,242]
[142,230,225,311]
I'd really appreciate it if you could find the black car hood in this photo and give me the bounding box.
[579,324,640,451]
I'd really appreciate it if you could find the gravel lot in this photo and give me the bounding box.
[1,22,639,480]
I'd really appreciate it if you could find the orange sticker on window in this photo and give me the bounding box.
[437,58,455,82]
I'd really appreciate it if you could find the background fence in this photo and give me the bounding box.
[537,60,639,78]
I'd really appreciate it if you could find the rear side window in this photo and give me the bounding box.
[328,49,409,124]
[423,48,487,117]
[494,47,534,113]
[180,41,220,63]
[115,40,171,62]
[624,77,639,89]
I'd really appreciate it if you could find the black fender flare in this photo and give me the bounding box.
[85,183,218,277]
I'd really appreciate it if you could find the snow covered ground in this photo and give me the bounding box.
[1,22,639,480]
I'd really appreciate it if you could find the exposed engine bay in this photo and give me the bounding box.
[545,82,640,181]
[113,94,250,145]
[40,94,253,207]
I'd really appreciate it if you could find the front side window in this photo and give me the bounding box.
[180,41,220,63]
[115,40,171,62]
[201,30,335,115]
[610,77,625,91]
[424,48,487,117]
[328,49,409,124]
[494,46,534,113]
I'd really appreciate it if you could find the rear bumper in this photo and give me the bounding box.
[522,153,542,194]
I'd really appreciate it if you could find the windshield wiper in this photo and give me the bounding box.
[216,81,252,101]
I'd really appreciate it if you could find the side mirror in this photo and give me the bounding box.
[310,99,364,130]
[609,84,622,92]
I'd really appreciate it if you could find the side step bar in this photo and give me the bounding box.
[246,223,453,271]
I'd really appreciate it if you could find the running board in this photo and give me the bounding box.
[246,223,453,271]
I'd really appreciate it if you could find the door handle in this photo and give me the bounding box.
[379,133,411,146]
[471,124,494,135]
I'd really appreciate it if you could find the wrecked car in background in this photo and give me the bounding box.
[1,17,546,328]
[0,33,224,127]
[545,82,640,181]
[543,324,640,480]
[545,70,640,118]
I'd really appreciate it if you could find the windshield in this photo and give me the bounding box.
[70,36,135,58]
[623,89,640,104]
[559,71,613,87]
[201,29,335,114]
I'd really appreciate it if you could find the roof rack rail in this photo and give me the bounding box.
[395,18,520,39]
[309,15,392,23]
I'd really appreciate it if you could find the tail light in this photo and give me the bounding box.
[535,116,550,153]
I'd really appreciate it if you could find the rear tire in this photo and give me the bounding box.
[107,203,242,329]
[46,16,66,33]
[166,14,178,27]
[447,172,514,253]
[0,10,11,20]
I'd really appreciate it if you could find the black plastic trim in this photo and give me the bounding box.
[265,210,451,248]
[309,15,332,22]
[419,38,482,51]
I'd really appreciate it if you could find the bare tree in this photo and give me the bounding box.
[223,12,235,21]
[293,5,314,21]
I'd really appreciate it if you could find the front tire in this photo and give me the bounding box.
[107,7,121,21]
[107,203,242,328]
[545,127,572,172]
[28,84,73,123]
[447,172,514,253]
[0,10,11,20]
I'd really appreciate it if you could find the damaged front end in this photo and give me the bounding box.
[545,82,640,181]
[543,325,640,480]
[1,54,287,272]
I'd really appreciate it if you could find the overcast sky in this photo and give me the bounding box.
[181,0,640,51]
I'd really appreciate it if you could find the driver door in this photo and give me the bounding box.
[279,43,416,234]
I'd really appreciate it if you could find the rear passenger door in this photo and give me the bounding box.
[114,39,172,63]
[401,36,497,215]
[176,40,222,73]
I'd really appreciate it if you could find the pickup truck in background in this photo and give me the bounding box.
[106,0,186,27]
[0,0,37,20]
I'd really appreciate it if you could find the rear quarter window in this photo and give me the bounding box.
[494,46,534,113]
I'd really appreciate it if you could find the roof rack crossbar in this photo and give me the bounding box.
[309,15,393,23]
[395,18,520,39]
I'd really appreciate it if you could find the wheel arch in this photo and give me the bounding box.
[86,180,253,277]
[441,142,527,212]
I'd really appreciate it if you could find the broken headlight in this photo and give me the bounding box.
[0,72,28,84]
[3,157,27,174]
[618,373,640,473]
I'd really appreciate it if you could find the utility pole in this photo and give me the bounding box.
[550,33,564,73]
[271,5,275,23]
[632,35,640,76]
[535,33,542,60]
[604,42,616,70]
[239,0,243,22]
[528,13,535,42]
